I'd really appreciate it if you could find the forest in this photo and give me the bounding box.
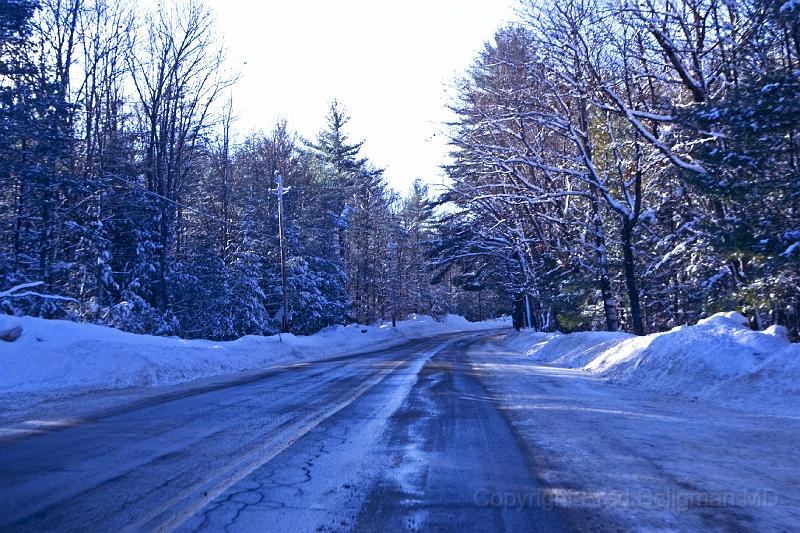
[1,0,798,340]
[434,0,800,338]
[0,0,500,339]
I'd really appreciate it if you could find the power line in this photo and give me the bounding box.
[104,172,230,225]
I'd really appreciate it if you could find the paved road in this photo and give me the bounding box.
[0,332,565,532]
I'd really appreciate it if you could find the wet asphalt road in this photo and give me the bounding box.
[0,332,565,532]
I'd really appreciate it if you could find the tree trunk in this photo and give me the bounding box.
[621,224,644,335]
[158,201,169,311]
[524,293,534,330]
[592,198,619,331]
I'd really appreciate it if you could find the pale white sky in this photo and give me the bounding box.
[206,0,518,193]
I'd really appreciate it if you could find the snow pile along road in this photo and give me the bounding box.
[0,314,509,394]
[505,312,800,413]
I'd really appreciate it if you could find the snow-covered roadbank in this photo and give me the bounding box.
[0,314,508,434]
[469,331,800,531]
[504,312,800,414]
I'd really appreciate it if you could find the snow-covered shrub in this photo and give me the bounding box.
[104,291,177,336]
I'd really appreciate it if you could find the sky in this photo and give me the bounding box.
[206,0,519,194]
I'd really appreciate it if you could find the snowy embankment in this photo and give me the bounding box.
[505,312,799,413]
[0,314,509,394]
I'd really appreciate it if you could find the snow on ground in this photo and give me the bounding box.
[467,339,800,531]
[503,312,800,414]
[0,313,508,394]
[0,314,509,432]
[478,311,800,528]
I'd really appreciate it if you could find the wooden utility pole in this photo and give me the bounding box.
[274,173,289,333]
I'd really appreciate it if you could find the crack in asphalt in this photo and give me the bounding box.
[184,425,345,531]
[201,403,370,529]
[172,339,457,532]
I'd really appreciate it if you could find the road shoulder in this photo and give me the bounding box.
[467,333,800,531]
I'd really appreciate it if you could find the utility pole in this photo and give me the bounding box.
[387,239,397,327]
[274,173,290,333]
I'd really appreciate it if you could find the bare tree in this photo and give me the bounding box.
[127,0,234,310]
